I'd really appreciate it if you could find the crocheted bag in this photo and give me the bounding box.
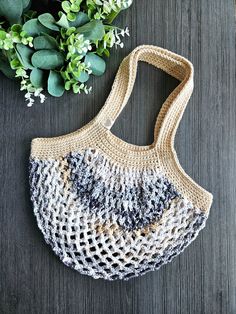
[29,45,213,280]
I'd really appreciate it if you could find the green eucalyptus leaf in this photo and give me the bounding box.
[48,70,65,97]
[72,83,80,94]
[66,27,76,36]
[10,58,21,69]
[85,52,106,76]
[15,43,34,69]
[31,50,64,70]
[77,71,89,83]
[103,48,110,58]
[0,54,15,79]
[65,80,71,90]
[61,70,70,80]
[77,20,105,41]
[0,0,22,24]
[69,12,89,27]
[62,1,71,14]
[70,3,80,12]
[33,35,58,50]
[30,68,45,88]
[23,18,53,37]
[56,13,70,29]
[38,13,60,31]
[11,24,22,33]
[67,12,76,21]
[0,30,6,40]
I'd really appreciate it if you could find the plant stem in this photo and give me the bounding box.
[105,10,121,24]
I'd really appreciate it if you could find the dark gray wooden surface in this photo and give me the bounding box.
[0,1,235,313]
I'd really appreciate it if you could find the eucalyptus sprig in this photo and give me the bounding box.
[0,0,133,106]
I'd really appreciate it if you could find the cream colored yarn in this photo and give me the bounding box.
[29,45,213,280]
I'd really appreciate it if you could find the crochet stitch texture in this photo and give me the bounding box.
[29,45,213,280]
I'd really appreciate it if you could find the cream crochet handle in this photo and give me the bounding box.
[95,45,194,148]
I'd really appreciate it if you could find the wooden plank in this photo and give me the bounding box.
[0,0,235,313]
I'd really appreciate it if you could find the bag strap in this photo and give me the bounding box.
[94,45,194,148]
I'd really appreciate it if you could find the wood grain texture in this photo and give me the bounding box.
[0,0,235,313]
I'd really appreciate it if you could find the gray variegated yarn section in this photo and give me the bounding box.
[66,149,179,231]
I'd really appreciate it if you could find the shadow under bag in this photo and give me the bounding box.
[29,45,213,280]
